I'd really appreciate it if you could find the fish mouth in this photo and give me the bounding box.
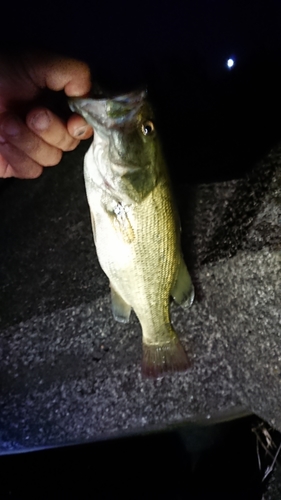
[69,90,146,131]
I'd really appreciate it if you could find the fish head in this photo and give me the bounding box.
[69,91,165,203]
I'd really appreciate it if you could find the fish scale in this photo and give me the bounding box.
[69,91,194,377]
[124,183,177,339]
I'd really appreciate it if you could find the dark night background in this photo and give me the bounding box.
[2,0,281,184]
[1,1,281,498]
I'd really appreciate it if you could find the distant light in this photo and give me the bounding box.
[227,58,235,69]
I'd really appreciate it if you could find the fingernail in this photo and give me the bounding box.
[31,110,51,131]
[73,126,87,137]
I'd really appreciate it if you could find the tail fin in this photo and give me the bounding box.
[141,339,191,378]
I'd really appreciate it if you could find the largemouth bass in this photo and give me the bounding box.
[69,91,194,377]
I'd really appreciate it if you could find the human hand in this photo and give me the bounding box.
[0,50,93,179]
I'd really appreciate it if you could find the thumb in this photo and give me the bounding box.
[24,51,92,97]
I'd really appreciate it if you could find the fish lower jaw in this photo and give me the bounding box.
[141,339,192,379]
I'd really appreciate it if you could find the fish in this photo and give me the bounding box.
[69,91,194,377]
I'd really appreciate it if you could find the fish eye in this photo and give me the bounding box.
[141,120,155,136]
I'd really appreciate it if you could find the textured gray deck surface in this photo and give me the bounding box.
[0,140,280,454]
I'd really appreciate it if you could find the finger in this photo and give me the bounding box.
[26,107,80,151]
[0,142,43,179]
[0,112,63,166]
[67,113,93,140]
[25,52,92,97]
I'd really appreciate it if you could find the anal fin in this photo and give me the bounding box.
[171,258,194,310]
[110,283,131,323]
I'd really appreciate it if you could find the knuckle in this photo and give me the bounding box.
[0,113,22,137]
[24,138,40,155]
[78,61,91,79]
[43,149,62,166]
[65,138,79,151]
[54,135,79,152]
[28,167,43,179]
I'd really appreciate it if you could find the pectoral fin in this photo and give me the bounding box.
[110,283,132,323]
[171,258,194,309]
